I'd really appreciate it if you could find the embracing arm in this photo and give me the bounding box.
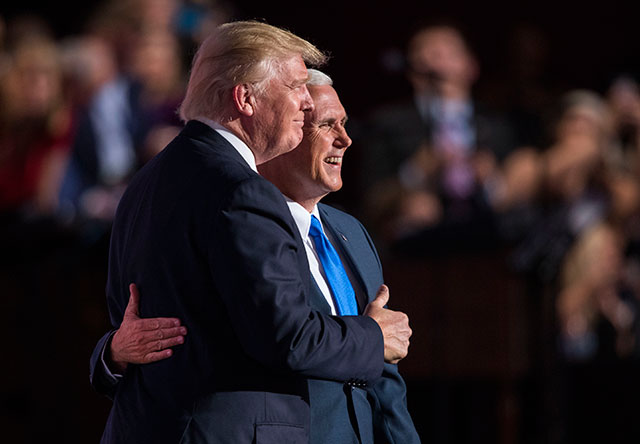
[89,284,187,398]
[89,330,120,399]
[209,178,385,383]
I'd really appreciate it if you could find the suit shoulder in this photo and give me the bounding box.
[318,204,366,232]
[227,173,289,208]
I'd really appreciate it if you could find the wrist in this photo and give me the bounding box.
[107,332,128,374]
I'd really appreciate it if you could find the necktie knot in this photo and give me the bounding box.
[309,215,324,239]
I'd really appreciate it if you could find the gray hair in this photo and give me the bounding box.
[179,21,327,122]
[307,69,333,86]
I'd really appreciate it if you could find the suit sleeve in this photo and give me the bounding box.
[368,363,421,443]
[208,177,384,383]
[89,330,120,400]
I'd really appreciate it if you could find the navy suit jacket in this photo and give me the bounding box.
[91,201,420,444]
[95,121,384,443]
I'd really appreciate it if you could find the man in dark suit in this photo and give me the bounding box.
[360,23,515,250]
[91,70,419,443]
[95,21,411,443]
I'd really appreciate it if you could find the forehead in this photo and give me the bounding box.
[308,85,345,119]
[277,55,309,82]
[411,28,468,57]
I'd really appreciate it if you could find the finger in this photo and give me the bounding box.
[153,326,188,340]
[371,284,390,308]
[142,348,174,364]
[128,335,185,364]
[144,336,184,355]
[124,283,141,318]
[155,335,185,351]
[138,317,183,331]
[136,328,186,344]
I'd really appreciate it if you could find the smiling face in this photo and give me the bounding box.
[250,55,315,163]
[258,84,351,210]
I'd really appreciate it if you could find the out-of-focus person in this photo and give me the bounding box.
[556,216,640,443]
[57,6,188,224]
[558,223,635,361]
[361,22,515,251]
[56,4,149,223]
[511,90,613,282]
[606,75,640,175]
[0,34,73,217]
[128,28,186,161]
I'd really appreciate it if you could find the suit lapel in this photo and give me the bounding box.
[308,277,333,314]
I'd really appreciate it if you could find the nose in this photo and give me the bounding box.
[300,84,314,113]
[335,125,352,149]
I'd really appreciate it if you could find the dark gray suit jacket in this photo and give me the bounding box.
[94,121,384,443]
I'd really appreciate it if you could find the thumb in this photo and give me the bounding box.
[371,284,389,308]
[124,283,140,319]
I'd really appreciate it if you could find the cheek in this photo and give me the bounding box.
[306,141,324,175]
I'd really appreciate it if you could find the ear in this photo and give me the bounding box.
[232,84,255,117]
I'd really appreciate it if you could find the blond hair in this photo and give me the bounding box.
[179,21,326,122]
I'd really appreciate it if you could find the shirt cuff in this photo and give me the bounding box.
[100,330,124,383]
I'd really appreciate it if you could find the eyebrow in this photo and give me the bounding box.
[291,77,308,88]
[317,115,349,126]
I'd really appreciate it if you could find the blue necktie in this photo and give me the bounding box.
[308,215,358,316]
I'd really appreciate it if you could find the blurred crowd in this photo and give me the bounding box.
[1,4,640,443]
[0,0,231,231]
[356,23,640,365]
[352,22,640,443]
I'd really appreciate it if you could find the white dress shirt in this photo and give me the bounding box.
[285,199,338,315]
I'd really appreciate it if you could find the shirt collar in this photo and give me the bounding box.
[195,116,258,173]
[427,96,473,122]
[284,197,321,240]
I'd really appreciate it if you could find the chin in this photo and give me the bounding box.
[286,137,304,153]
[326,181,342,193]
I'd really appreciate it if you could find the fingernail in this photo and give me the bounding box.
[180,327,187,335]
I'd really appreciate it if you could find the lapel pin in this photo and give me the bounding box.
[341,234,347,241]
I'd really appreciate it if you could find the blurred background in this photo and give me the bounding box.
[1,0,640,442]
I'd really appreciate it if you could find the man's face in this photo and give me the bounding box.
[408,27,475,94]
[251,55,314,163]
[259,84,351,206]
